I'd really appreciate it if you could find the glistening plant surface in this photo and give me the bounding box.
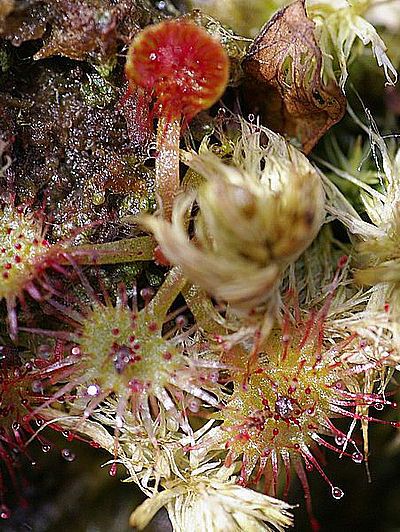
[1,1,400,531]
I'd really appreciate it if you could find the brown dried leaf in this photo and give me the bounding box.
[242,0,345,153]
[34,1,122,62]
[0,0,14,21]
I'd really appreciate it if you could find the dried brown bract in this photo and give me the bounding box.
[0,0,14,22]
[242,0,346,153]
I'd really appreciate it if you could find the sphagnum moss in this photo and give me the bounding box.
[1,2,400,531]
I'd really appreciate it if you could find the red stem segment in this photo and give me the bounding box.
[156,116,181,219]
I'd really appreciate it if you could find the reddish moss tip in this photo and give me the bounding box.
[125,20,229,121]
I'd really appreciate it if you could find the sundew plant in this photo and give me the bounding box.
[1,0,400,530]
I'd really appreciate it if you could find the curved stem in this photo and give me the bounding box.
[65,236,156,265]
[156,115,181,219]
[147,266,187,323]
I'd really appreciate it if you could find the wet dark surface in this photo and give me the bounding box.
[1,2,400,532]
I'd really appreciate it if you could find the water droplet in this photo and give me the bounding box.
[36,419,43,427]
[335,435,345,446]
[140,287,155,302]
[147,143,157,158]
[352,451,363,464]
[61,448,75,462]
[209,371,219,383]
[38,345,51,360]
[31,380,43,393]
[188,398,200,413]
[42,444,51,453]
[11,421,20,431]
[0,505,10,519]
[109,462,117,476]
[374,402,384,411]
[248,113,255,122]
[306,463,313,472]
[331,486,344,499]
[175,315,188,328]
[149,52,157,61]
[87,384,100,397]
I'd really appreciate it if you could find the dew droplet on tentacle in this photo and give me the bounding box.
[188,397,201,413]
[61,448,76,462]
[351,451,363,464]
[331,486,344,499]
[335,435,345,446]
[87,384,100,397]
[109,462,117,476]
[0,505,10,519]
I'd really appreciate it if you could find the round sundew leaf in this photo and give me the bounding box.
[125,20,229,121]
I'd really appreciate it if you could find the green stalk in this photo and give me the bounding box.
[66,236,155,265]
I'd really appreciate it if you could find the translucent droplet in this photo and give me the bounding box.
[248,113,255,122]
[36,419,43,427]
[87,384,100,397]
[188,398,200,413]
[109,462,117,476]
[335,435,345,446]
[38,345,51,360]
[374,402,384,411]
[42,444,51,453]
[11,421,20,431]
[140,287,155,302]
[31,380,43,393]
[332,486,344,499]
[209,371,219,383]
[149,52,157,61]
[0,505,10,519]
[147,143,157,158]
[352,451,363,464]
[305,463,313,472]
[175,315,188,328]
[61,448,75,462]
